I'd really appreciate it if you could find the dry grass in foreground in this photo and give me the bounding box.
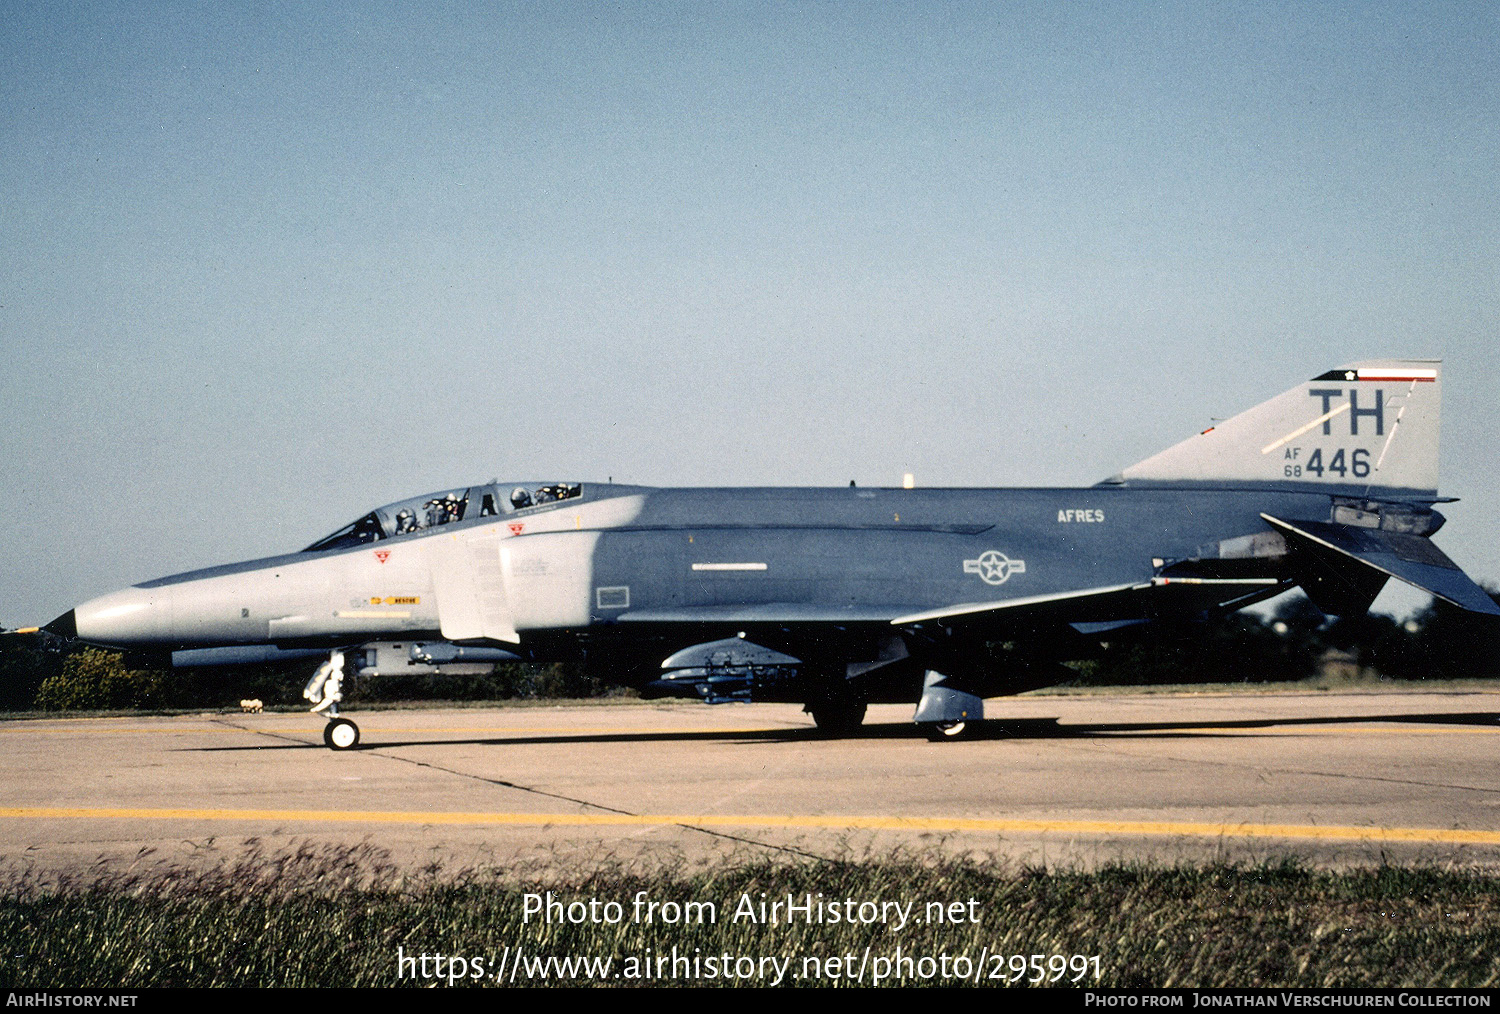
[4,843,1500,988]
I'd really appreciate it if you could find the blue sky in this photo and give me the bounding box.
[2,2,1497,624]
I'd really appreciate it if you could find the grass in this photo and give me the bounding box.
[5,846,1500,988]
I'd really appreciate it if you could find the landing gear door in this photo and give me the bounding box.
[429,533,519,644]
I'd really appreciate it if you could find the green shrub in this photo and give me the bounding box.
[33,648,163,710]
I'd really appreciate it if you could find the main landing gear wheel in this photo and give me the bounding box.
[926,720,969,741]
[324,717,360,750]
[808,701,866,737]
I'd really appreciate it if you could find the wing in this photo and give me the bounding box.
[616,603,913,624]
[618,577,1288,643]
[889,577,1289,639]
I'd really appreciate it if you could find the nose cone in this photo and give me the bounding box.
[70,586,174,646]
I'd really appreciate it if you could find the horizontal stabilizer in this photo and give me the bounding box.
[1261,514,1500,616]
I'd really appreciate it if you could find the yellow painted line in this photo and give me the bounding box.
[1104,725,1500,737]
[3,806,1500,846]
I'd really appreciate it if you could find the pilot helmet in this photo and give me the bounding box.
[510,487,532,507]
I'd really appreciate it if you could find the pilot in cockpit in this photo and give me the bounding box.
[510,487,533,510]
[395,508,418,534]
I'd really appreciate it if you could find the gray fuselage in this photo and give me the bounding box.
[72,482,1326,660]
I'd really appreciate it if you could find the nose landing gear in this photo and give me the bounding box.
[323,716,360,750]
[304,649,360,750]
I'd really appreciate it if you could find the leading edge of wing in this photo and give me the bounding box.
[616,587,1150,627]
[890,583,1149,627]
[616,603,917,624]
[617,577,1291,631]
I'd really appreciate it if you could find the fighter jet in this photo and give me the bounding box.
[41,359,1499,749]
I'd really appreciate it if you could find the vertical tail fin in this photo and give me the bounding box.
[1109,359,1441,497]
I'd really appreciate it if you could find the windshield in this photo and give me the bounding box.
[302,487,472,552]
[301,481,586,552]
[302,511,386,552]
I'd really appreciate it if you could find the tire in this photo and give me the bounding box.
[324,718,360,750]
[925,720,969,742]
[808,701,866,737]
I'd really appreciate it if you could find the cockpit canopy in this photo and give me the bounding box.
[303,481,584,552]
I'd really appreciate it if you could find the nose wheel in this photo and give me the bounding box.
[307,650,361,750]
[323,717,360,750]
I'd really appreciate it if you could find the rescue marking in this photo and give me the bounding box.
[5,806,1499,846]
[963,551,1025,585]
[508,522,525,536]
[373,549,390,563]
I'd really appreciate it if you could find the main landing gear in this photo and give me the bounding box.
[806,699,867,737]
[925,719,971,741]
[914,670,983,741]
[304,649,360,750]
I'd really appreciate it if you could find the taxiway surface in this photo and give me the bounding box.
[4,689,1500,879]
